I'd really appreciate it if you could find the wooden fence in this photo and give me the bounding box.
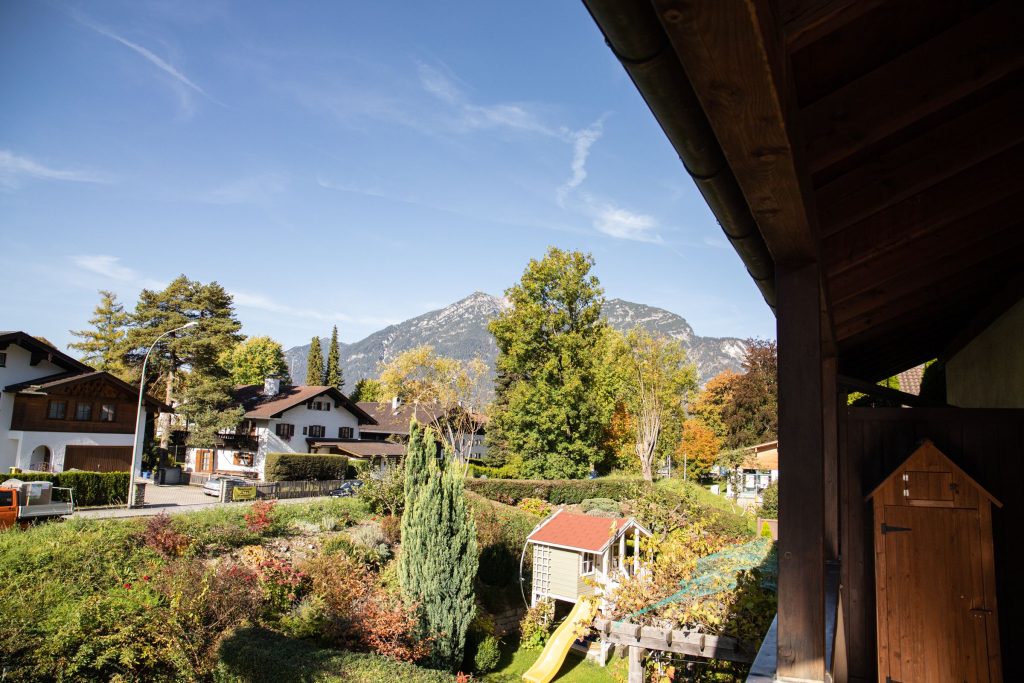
[592,618,755,663]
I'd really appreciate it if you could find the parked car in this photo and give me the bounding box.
[329,481,364,498]
[202,475,249,497]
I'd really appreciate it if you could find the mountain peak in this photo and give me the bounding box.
[286,295,746,387]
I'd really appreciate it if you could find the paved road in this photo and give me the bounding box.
[73,483,329,520]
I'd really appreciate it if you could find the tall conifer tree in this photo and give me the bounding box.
[326,325,343,389]
[68,290,128,375]
[399,427,477,671]
[306,336,325,385]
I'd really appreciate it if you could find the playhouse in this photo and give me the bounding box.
[526,509,651,607]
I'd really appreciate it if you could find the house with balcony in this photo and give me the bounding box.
[584,1,1022,680]
[1,331,164,473]
[184,378,399,479]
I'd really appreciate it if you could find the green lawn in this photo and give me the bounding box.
[481,639,624,683]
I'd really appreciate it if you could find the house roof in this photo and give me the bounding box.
[895,365,926,396]
[309,440,407,458]
[4,370,169,411]
[0,331,92,374]
[742,440,779,471]
[866,439,1002,508]
[582,2,1023,381]
[236,385,376,423]
[527,510,650,553]
[357,401,487,435]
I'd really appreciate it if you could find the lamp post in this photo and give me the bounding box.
[127,321,198,509]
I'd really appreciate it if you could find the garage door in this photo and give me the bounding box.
[64,446,133,472]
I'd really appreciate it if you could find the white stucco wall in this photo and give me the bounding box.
[11,431,137,472]
[0,343,67,471]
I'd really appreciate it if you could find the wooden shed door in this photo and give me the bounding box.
[881,505,990,682]
[64,445,132,472]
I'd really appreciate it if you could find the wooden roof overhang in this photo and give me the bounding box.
[582,0,1024,381]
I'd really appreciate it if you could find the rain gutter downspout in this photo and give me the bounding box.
[581,0,777,312]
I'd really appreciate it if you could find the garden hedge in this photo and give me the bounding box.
[3,471,130,507]
[264,453,349,482]
[464,477,650,505]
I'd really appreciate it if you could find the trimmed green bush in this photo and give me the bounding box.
[465,478,649,505]
[758,480,778,518]
[264,453,348,482]
[346,459,371,479]
[5,471,131,507]
[472,635,501,673]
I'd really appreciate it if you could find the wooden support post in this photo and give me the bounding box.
[633,527,640,575]
[619,533,626,575]
[628,646,647,683]
[777,263,825,681]
[822,355,839,561]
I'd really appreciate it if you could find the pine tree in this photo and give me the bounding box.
[123,276,244,447]
[350,377,384,402]
[399,428,477,671]
[326,325,343,389]
[306,336,325,386]
[68,290,128,374]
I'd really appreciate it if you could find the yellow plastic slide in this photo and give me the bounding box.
[521,599,597,683]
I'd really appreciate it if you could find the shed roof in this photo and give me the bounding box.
[309,440,406,458]
[527,510,649,553]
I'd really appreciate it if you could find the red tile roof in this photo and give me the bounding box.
[527,511,636,553]
[235,384,375,423]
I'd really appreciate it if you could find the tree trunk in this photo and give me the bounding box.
[160,369,174,449]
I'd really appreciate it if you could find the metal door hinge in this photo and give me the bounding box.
[881,523,912,534]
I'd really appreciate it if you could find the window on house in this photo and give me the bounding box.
[306,400,314,409]
[47,400,67,419]
[308,425,326,438]
[233,452,254,467]
[580,552,596,575]
[0,352,6,367]
[275,423,295,439]
[314,401,322,410]
[338,426,353,439]
[99,404,116,422]
[302,426,308,435]
[75,403,92,421]
[323,402,331,411]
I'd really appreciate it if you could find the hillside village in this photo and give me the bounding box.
[3,1,1021,683]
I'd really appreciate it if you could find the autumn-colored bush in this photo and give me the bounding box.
[515,497,551,517]
[141,512,191,557]
[304,554,429,662]
[245,499,277,533]
[519,598,554,650]
[380,514,402,545]
[257,556,307,617]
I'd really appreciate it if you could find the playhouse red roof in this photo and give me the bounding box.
[527,511,632,553]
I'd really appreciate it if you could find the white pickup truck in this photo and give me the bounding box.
[0,479,75,530]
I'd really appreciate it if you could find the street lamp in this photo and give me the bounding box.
[127,321,198,509]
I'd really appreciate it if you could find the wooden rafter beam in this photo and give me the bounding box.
[802,0,1024,175]
[822,144,1024,275]
[816,86,1024,236]
[829,212,1023,308]
[779,0,886,51]
[653,0,820,265]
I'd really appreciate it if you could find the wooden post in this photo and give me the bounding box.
[628,646,647,683]
[633,527,640,575]
[619,533,626,575]
[777,263,825,681]
[822,355,839,561]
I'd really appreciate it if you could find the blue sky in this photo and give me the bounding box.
[1,0,775,351]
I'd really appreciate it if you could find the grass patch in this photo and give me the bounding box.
[217,627,454,683]
[479,638,622,683]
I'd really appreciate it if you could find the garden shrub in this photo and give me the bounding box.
[758,481,779,518]
[357,464,405,516]
[472,634,501,673]
[468,462,521,479]
[519,598,554,650]
[469,494,537,590]
[465,477,649,505]
[380,514,402,545]
[580,497,620,517]
[347,459,372,479]
[516,497,552,517]
[264,453,348,482]
[8,470,131,506]
[244,499,277,533]
[142,512,192,557]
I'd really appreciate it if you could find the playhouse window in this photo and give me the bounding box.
[580,552,596,575]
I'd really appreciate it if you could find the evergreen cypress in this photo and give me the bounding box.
[326,325,343,389]
[306,336,325,385]
[399,427,477,671]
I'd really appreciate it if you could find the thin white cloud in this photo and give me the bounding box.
[72,254,140,281]
[233,290,397,328]
[86,21,206,96]
[0,150,109,188]
[557,118,605,204]
[593,203,664,244]
[703,235,730,249]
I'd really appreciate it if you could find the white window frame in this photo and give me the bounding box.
[580,552,596,576]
